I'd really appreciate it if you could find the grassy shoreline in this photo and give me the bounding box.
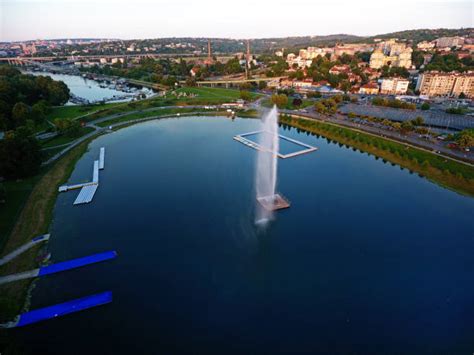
[0,136,96,322]
[280,114,474,197]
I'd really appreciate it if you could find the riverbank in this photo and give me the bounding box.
[0,137,95,322]
[280,114,474,197]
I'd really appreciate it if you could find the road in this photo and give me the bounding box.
[281,107,474,165]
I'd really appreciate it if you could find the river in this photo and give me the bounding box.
[25,71,154,104]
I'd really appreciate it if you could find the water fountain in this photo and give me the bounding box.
[255,106,290,225]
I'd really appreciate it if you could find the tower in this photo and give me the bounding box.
[204,39,214,65]
[208,39,212,61]
[246,39,251,79]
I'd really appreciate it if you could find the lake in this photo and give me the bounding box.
[10,116,474,354]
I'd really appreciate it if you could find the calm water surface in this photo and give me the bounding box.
[11,116,474,354]
[26,71,138,103]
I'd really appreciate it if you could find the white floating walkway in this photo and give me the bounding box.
[74,184,99,205]
[99,147,105,170]
[0,234,50,266]
[58,147,105,205]
[233,131,318,159]
[92,160,99,184]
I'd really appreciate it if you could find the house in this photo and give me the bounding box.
[359,82,379,95]
[189,67,200,77]
[329,64,351,75]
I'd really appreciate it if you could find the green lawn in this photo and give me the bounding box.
[40,127,95,149]
[174,87,260,101]
[46,102,125,121]
[47,87,258,125]
[0,177,39,251]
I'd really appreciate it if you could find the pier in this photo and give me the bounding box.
[99,147,105,170]
[58,148,105,205]
[0,251,117,286]
[8,291,113,328]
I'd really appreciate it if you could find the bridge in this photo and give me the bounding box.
[0,53,236,64]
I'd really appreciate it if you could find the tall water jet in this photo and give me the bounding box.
[255,106,289,226]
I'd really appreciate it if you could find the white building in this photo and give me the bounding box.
[380,77,409,95]
[417,41,436,51]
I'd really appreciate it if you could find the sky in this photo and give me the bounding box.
[0,0,472,41]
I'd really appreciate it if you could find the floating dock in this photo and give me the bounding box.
[74,183,98,205]
[233,131,318,159]
[14,291,112,328]
[0,251,117,286]
[99,147,105,170]
[58,147,105,205]
[38,250,117,277]
[92,160,99,183]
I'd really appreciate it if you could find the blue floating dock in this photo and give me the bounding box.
[15,291,112,327]
[38,251,117,277]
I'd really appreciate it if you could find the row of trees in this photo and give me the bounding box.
[0,66,70,130]
[372,97,416,110]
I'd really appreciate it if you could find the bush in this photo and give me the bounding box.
[271,94,288,108]
[421,102,430,110]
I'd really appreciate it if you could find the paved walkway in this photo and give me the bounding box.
[0,234,50,266]
[0,269,40,285]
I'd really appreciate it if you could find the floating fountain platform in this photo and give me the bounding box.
[233,131,318,159]
[257,193,290,211]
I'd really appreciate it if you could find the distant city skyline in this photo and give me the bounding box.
[0,0,472,42]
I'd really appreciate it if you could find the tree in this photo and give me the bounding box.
[185,76,197,86]
[412,116,424,126]
[11,102,30,128]
[314,101,326,114]
[401,120,414,132]
[271,94,288,108]
[420,102,430,110]
[31,100,50,125]
[47,80,70,105]
[258,81,267,90]
[292,98,302,107]
[54,117,81,137]
[392,122,402,131]
[0,127,41,179]
[455,129,474,148]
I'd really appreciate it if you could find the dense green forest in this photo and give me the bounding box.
[0,66,70,180]
[0,66,70,130]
